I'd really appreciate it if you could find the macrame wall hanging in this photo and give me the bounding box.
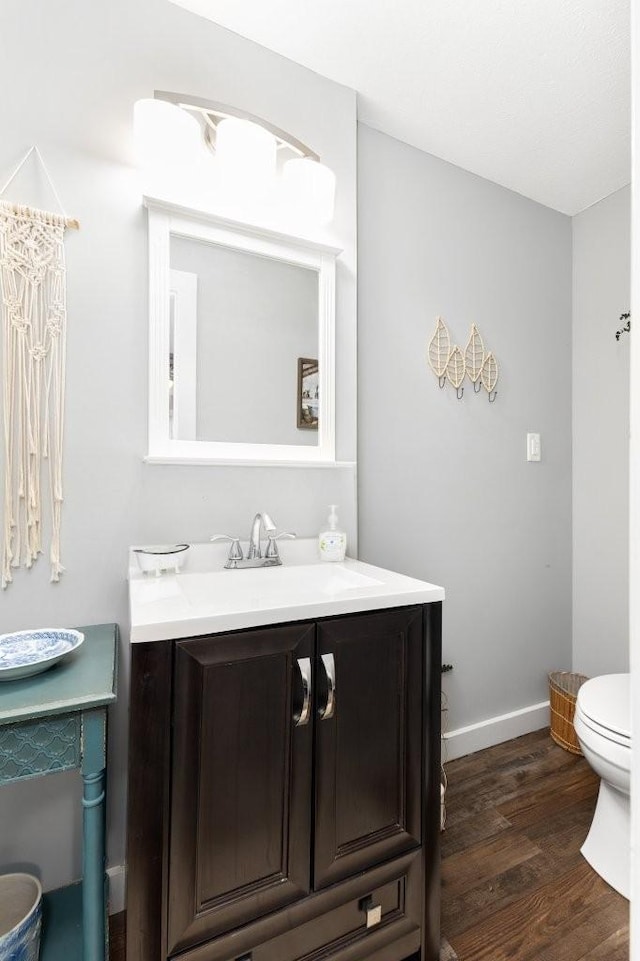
[427,317,499,402]
[0,147,78,588]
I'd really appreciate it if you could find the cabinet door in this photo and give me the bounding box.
[168,624,314,953]
[314,607,423,888]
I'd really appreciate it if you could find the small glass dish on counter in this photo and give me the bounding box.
[133,544,190,576]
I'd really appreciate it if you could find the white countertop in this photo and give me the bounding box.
[128,539,445,642]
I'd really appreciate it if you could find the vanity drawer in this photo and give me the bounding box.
[248,875,419,961]
[173,851,422,961]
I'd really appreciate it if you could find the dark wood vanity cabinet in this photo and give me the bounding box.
[127,603,442,961]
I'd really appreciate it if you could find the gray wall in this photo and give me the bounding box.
[0,0,357,894]
[357,124,573,732]
[171,237,318,445]
[572,187,630,677]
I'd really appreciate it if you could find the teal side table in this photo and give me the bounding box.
[0,623,118,961]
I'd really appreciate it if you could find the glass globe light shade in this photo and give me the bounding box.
[214,117,277,195]
[133,99,203,178]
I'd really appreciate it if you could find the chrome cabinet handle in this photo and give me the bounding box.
[319,653,336,720]
[294,657,312,726]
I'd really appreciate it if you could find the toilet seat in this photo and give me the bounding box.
[574,708,631,777]
[576,710,630,748]
[575,674,630,746]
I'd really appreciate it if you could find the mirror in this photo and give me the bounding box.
[146,198,339,463]
[169,237,319,446]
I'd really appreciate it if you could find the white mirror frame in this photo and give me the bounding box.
[145,197,340,465]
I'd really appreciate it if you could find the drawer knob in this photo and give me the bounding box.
[359,896,382,929]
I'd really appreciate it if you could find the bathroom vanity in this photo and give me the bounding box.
[126,544,444,961]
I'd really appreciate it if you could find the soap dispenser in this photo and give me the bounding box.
[318,505,347,562]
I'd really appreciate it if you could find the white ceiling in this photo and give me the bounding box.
[169,0,630,215]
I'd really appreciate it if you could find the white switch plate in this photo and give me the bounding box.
[527,433,541,462]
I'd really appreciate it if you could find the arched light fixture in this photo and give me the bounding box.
[133,92,336,227]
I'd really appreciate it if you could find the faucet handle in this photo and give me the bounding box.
[265,531,296,560]
[262,513,277,535]
[210,534,244,564]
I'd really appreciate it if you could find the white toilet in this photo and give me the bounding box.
[573,673,630,899]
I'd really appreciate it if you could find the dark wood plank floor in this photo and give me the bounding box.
[442,729,629,961]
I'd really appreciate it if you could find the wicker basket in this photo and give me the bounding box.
[548,671,589,754]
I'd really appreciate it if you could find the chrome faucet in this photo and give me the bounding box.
[212,513,296,569]
[247,512,277,559]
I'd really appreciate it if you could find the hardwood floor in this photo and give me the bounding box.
[110,729,628,961]
[441,729,629,961]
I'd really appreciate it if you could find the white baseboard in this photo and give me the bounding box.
[442,700,550,762]
[107,864,126,915]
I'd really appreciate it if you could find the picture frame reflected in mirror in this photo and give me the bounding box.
[297,357,319,430]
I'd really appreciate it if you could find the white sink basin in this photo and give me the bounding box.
[179,563,384,609]
[128,539,445,642]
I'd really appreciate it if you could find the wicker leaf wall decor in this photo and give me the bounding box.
[428,316,499,402]
[464,324,485,391]
[428,317,451,386]
[480,351,499,402]
[446,345,466,398]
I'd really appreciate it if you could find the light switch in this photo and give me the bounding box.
[527,433,541,462]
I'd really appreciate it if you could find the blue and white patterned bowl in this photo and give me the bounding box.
[0,629,84,682]
[0,873,42,961]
